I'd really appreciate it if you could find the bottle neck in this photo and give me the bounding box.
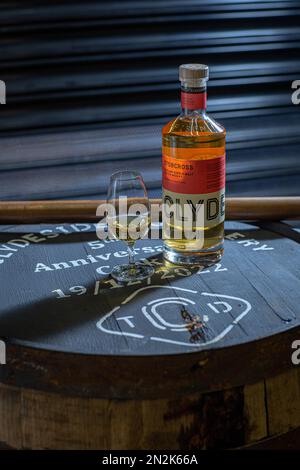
[180,84,207,114]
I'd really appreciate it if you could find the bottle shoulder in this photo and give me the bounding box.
[162,111,226,137]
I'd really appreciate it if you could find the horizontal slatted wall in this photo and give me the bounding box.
[0,0,300,199]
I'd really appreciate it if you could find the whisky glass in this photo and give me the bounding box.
[107,170,154,282]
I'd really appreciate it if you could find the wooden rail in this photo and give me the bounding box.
[0,197,299,223]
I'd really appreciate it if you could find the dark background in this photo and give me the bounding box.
[0,0,299,200]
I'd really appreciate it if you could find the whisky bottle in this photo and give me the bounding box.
[162,64,226,265]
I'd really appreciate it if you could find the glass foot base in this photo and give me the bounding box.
[163,244,224,267]
[111,263,155,283]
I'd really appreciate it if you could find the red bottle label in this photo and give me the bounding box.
[181,91,207,110]
[162,154,225,194]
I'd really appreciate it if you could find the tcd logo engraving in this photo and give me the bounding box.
[96,286,251,348]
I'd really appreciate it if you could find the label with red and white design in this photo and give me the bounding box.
[162,154,225,228]
[181,91,207,110]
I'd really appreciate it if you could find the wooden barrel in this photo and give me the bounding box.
[0,219,300,449]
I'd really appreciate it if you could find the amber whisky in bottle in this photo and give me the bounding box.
[162,64,226,265]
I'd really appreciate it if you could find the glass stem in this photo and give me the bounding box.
[127,243,135,266]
